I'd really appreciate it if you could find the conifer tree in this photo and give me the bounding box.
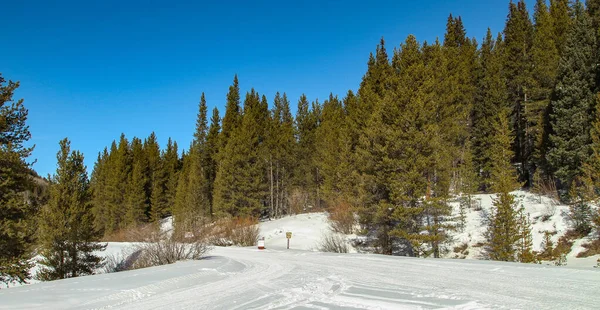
[203,107,221,216]
[0,74,36,285]
[517,209,537,263]
[316,93,346,202]
[358,35,439,256]
[550,0,572,56]
[124,137,148,226]
[144,132,161,218]
[214,90,269,217]
[485,111,521,262]
[173,94,211,231]
[539,230,556,260]
[473,31,508,191]
[268,92,295,217]
[529,0,560,177]
[163,138,180,214]
[220,75,241,150]
[294,95,322,210]
[567,177,593,236]
[37,139,106,280]
[547,1,597,190]
[503,0,534,184]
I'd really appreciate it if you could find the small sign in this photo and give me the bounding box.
[286,232,292,239]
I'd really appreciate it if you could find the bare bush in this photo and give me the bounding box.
[328,200,355,234]
[102,223,159,242]
[319,232,350,253]
[200,217,259,247]
[102,249,143,273]
[130,229,211,269]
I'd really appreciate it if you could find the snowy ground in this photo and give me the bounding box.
[446,190,600,267]
[3,192,600,309]
[1,245,599,309]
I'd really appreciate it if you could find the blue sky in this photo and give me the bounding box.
[1,0,512,177]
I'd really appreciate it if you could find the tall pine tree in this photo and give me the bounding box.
[37,139,106,280]
[547,1,597,190]
[0,74,36,285]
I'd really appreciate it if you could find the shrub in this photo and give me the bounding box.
[103,224,211,273]
[204,217,259,247]
[319,232,350,253]
[131,230,210,268]
[328,200,355,234]
[577,239,600,258]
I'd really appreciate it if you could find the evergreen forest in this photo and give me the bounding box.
[2,0,600,285]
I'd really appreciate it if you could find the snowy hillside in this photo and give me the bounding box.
[446,190,600,268]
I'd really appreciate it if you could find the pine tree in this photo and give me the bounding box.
[539,230,555,260]
[517,209,537,263]
[0,74,36,286]
[568,178,593,236]
[485,111,522,262]
[294,95,322,210]
[124,137,148,226]
[220,75,241,150]
[173,94,212,231]
[473,30,508,191]
[503,0,534,184]
[144,132,161,219]
[37,139,106,281]
[213,90,269,217]
[316,93,346,202]
[529,0,560,177]
[550,0,572,56]
[163,138,180,215]
[547,1,597,190]
[358,35,438,256]
[204,107,221,217]
[268,92,295,217]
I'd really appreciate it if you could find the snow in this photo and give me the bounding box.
[3,193,600,308]
[446,190,600,267]
[1,245,598,309]
[260,212,331,251]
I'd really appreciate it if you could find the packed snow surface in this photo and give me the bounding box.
[2,207,599,309]
[1,246,599,309]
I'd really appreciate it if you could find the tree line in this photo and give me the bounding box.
[2,0,600,285]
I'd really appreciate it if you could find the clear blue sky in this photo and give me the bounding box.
[1,0,513,177]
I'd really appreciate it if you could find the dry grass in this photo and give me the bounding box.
[327,200,355,234]
[577,239,600,258]
[207,217,260,247]
[101,223,158,242]
[103,223,211,273]
[319,232,350,253]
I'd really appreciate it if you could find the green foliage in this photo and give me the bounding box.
[550,0,572,55]
[528,0,560,177]
[503,0,534,183]
[0,74,36,286]
[547,2,597,189]
[517,209,537,263]
[213,90,269,217]
[473,30,508,191]
[267,92,295,217]
[567,180,593,236]
[37,139,106,281]
[484,111,522,262]
[293,95,322,210]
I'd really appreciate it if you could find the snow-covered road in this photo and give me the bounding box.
[1,246,598,309]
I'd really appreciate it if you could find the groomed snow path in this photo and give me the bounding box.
[1,246,598,309]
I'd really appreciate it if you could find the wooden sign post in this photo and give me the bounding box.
[286,232,292,249]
